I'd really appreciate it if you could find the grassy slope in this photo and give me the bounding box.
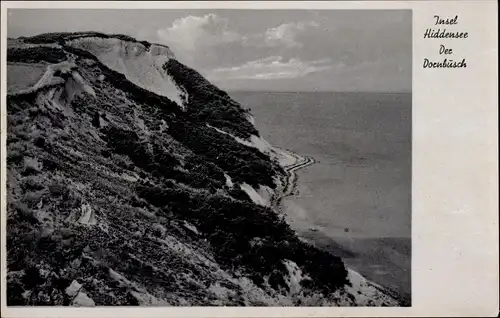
[6,35,349,306]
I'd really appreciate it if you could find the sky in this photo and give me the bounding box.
[7,9,412,92]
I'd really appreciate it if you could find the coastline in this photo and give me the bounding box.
[268,147,314,215]
[271,146,404,306]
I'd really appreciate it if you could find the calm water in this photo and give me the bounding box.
[230,91,412,303]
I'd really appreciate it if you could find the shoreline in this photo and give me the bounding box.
[269,148,315,212]
[270,147,406,306]
[270,146,315,217]
[281,151,316,197]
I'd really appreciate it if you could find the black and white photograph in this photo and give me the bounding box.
[4,7,414,308]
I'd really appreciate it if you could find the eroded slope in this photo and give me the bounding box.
[6,32,398,307]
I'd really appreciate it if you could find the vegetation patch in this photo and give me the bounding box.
[135,182,348,294]
[21,31,168,50]
[168,119,282,189]
[7,47,67,64]
[164,60,258,139]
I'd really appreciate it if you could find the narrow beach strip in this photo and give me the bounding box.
[277,148,316,197]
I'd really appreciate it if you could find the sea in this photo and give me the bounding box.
[229,91,412,304]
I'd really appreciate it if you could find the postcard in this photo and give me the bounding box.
[1,1,498,317]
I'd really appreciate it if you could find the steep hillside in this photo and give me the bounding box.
[5,32,399,306]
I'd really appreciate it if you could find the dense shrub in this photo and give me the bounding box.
[95,59,181,117]
[164,60,258,139]
[19,32,72,44]
[7,94,39,115]
[168,119,282,189]
[135,182,347,293]
[61,44,99,61]
[291,241,349,293]
[100,125,175,175]
[227,187,252,202]
[184,155,226,185]
[7,47,67,64]
[21,31,164,49]
[100,125,228,191]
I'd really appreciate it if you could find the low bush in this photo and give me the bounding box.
[7,47,67,64]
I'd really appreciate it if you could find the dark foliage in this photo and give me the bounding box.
[61,45,99,61]
[7,47,67,64]
[136,182,348,294]
[91,113,100,128]
[95,59,182,118]
[168,119,282,189]
[19,32,77,44]
[164,60,258,139]
[99,125,226,191]
[100,125,163,173]
[227,187,252,202]
[6,94,38,116]
[183,155,226,185]
[20,31,163,49]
